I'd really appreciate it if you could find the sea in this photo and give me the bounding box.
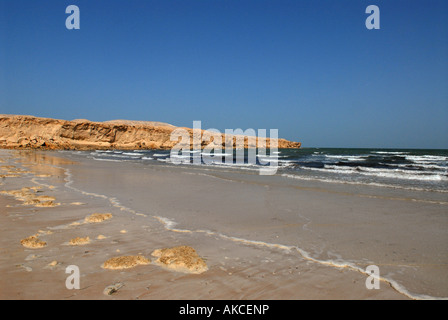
[84,148,448,193]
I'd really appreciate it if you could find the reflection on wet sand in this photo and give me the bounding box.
[14,151,76,181]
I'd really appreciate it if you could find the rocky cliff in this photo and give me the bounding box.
[0,115,301,150]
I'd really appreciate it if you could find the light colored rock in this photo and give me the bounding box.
[103,282,124,295]
[0,115,301,150]
[102,255,150,270]
[151,245,208,274]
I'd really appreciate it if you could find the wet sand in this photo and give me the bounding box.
[0,149,447,299]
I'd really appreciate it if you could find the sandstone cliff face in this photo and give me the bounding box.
[0,115,301,150]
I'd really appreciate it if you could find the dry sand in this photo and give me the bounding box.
[0,149,446,300]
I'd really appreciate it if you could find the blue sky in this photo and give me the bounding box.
[1,0,447,148]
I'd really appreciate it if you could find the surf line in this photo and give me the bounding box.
[153,215,445,301]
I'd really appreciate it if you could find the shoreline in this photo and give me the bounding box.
[1,149,447,299]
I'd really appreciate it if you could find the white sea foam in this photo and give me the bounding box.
[403,163,447,170]
[406,155,448,162]
[200,152,232,157]
[154,216,179,230]
[122,152,145,156]
[301,166,353,174]
[256,154,286,159]
[280,173,448,193]
[359,168,446,181]
[92,157,122,162]
[324,155,367,161]
[301,165,447,181]
[153,153,170,157]
[372,151,410,155]
[169,154,192,159]
[361,166,445,179]
[154,212,444,300]
[100,154,134,158]
[278,160,296,167]
[207,162,261,171]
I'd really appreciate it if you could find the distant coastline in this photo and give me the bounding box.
[0,114,301,151]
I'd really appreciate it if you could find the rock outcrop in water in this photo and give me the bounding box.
[0,115,301,150]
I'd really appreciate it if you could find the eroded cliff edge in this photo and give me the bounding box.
[0,115,301,150]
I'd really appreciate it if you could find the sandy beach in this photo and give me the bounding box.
[0,149,447,300]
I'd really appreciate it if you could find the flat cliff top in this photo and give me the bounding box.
[102,119,176,128]
[1,114,175,128]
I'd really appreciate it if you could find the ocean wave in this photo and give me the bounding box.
[406,155,448,162]
[256,154,287,159]
[158,157,263,172]
[169,154,193,159]
[92,157,122,162]
[301,165,447,181]
[324,155,368,161]
[278,161,296,168]
[153,153,170,157]
[361,171,446,181]
[372,151,410,155]
[122,152,145,156]
[211,161,261,168]
[278,159,299,164]
[380,163,447,172]
[280,173,448,193]
[301,166,353,174]
[200,152,232,157]
[359,167,447,181]
[95,154,140,159]
[94,150,114,153]
[407,164,447,170]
